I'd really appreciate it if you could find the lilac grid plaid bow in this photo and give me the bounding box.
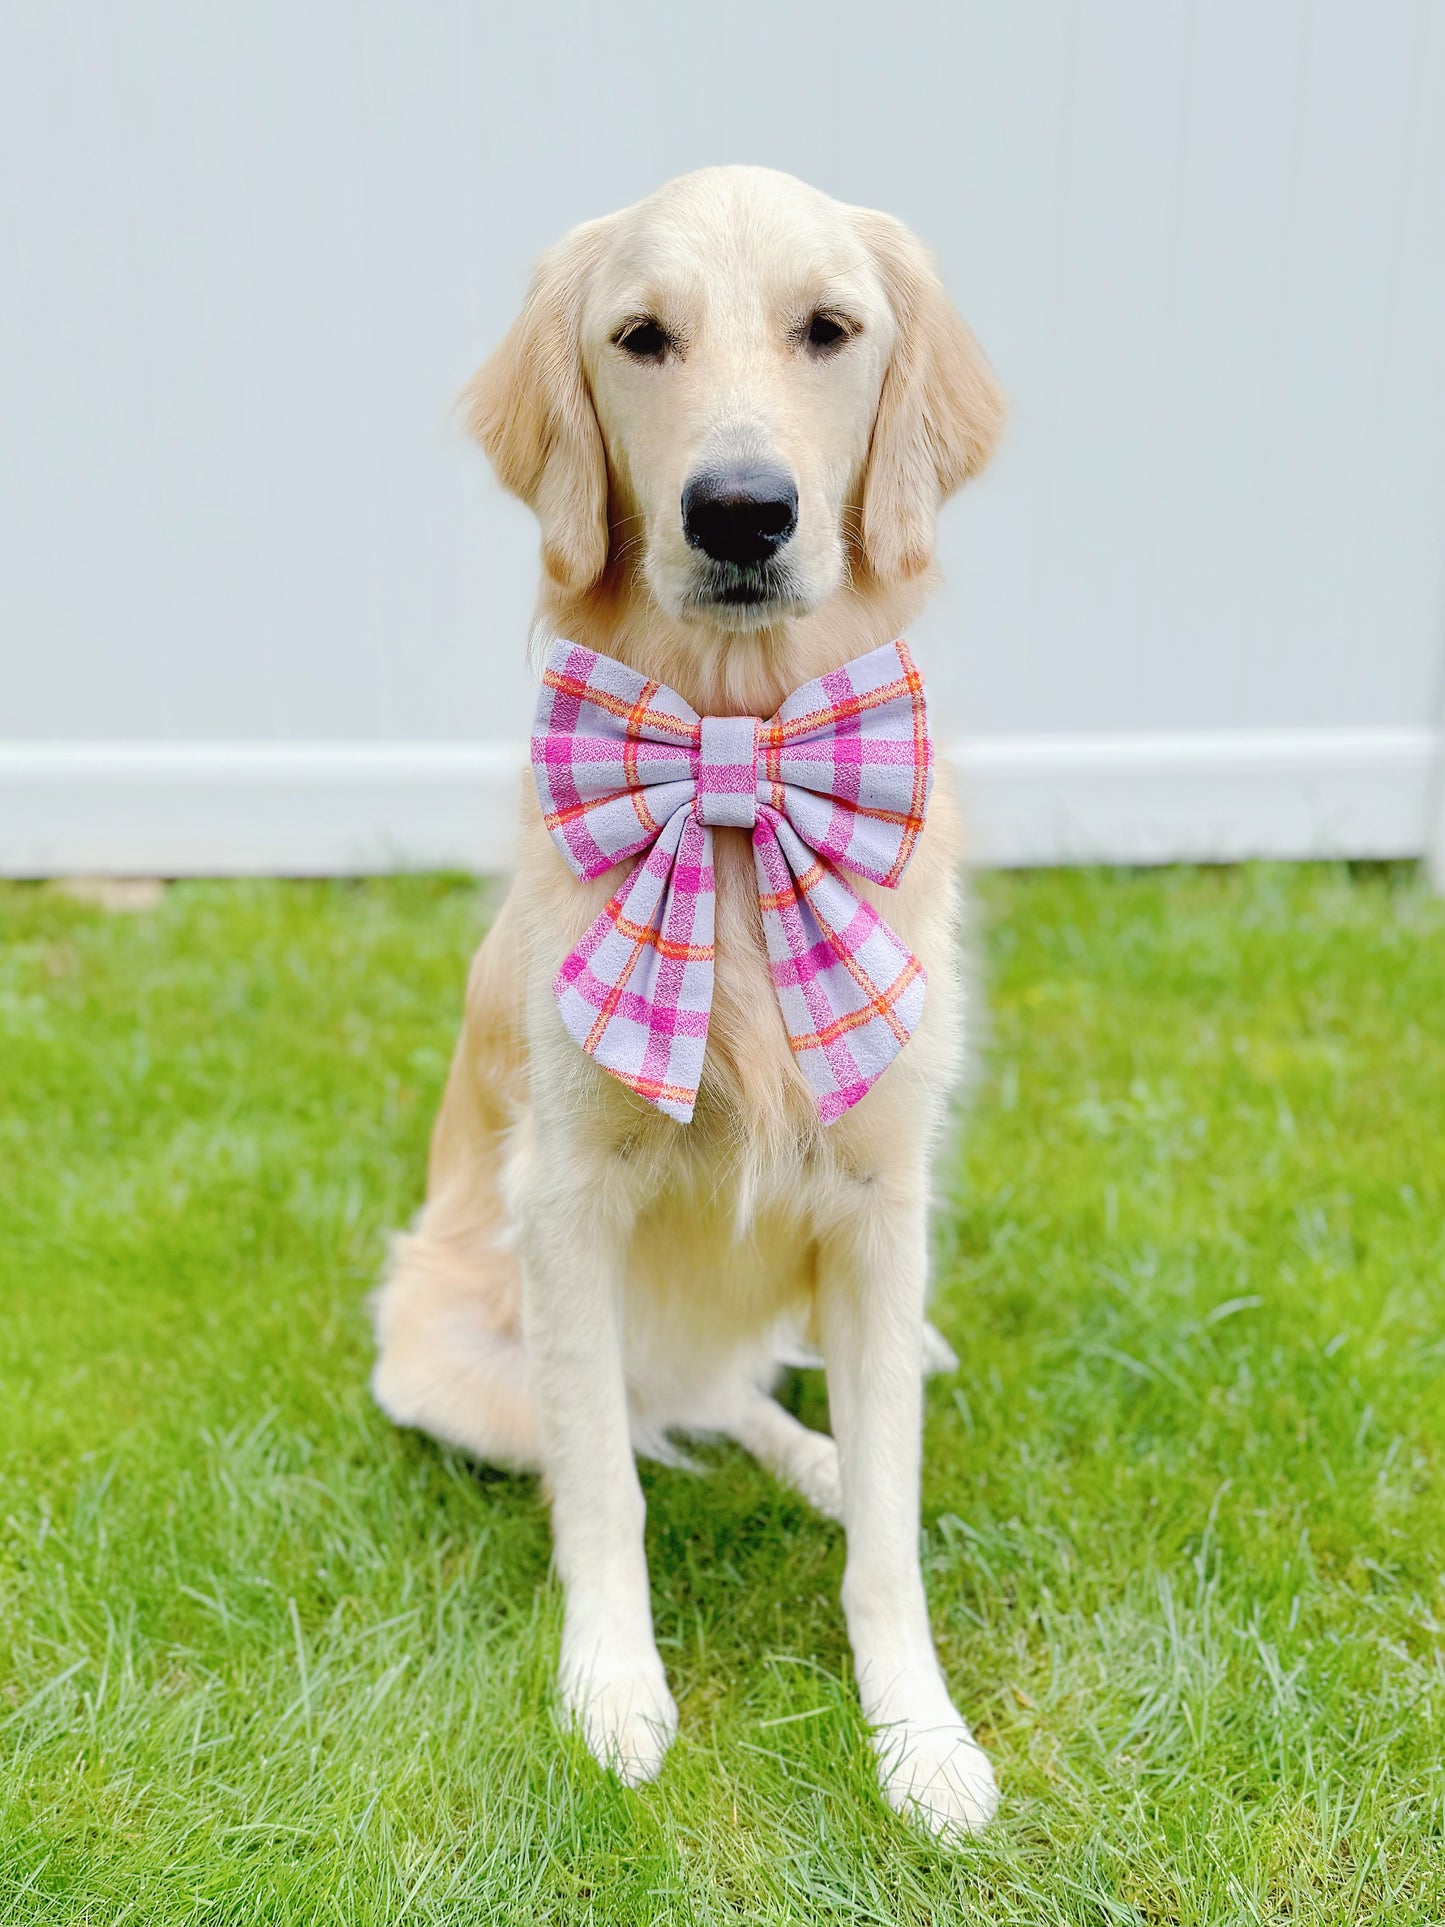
[531,638,933,1124]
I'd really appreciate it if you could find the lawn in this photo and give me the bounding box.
[1,865,1443,1925]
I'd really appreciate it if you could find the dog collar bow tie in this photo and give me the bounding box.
[531,638,933,1124]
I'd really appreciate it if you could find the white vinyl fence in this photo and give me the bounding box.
[2,0,1443,874]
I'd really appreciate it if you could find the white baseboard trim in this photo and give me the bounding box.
[952,727,1437,867]
[0,742,528,878]
[0,729,1435,876]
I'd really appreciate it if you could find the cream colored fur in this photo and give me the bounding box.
[370,166,1005,1838]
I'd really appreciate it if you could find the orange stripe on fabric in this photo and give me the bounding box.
[582,896,653,1055]
[605,895,714,961]
[758,856,825,913]
[543,793,661,836]
[784,953,922,1054]
[793,875,917,1046]
[885,642,929,885]
[759,667,917,746]
[542,668,700,744]
[602,1070,699,1105]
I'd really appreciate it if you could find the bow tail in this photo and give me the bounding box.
[552,807,715,1123]
[753,809,927,1122]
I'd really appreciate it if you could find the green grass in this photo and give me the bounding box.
[2,865,1443,1924]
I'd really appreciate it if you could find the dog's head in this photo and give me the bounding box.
[464,166,1003,630]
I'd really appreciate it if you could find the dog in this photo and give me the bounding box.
[371,165,1005,1837]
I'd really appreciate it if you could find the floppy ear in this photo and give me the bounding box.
[461,219,610,594]
[855,210,1006,583]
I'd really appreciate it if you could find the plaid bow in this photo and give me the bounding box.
[531,638,933,1124]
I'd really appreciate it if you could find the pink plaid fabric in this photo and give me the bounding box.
[531,638,933,1124]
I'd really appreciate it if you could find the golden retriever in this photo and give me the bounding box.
[371,165,1005,1837]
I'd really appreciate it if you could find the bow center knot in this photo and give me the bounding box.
[696,714,760,828]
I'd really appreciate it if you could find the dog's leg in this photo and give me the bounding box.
[726,1388,843,1522]
[513,1135,677,1786]
[726,1316,957,1523]
[817,1179,998,1839]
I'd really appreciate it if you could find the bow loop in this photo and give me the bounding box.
[531,638,932,1124]
[761,646,933,886]
[531,643,700,882]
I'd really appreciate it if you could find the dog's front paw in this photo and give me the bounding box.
[873,1717,998,1839]
[561,1657,678,1786]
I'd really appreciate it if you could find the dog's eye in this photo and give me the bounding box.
[804,312,852,354]
[614,318,670,362]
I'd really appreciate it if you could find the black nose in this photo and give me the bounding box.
[681,464,799,567]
